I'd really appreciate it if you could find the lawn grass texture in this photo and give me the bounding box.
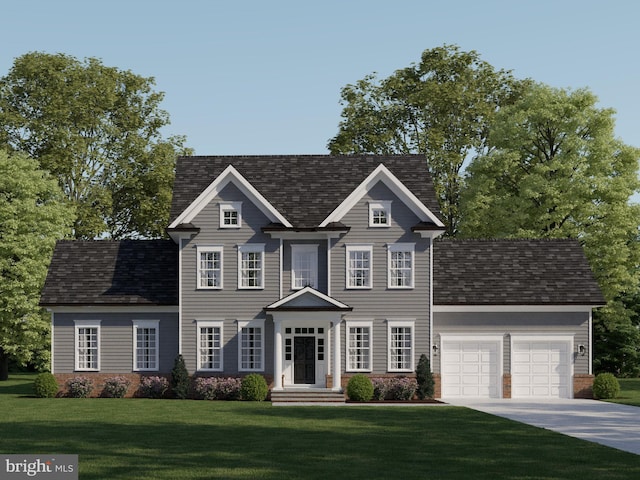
[2,374,640,479]
[610,378,640,407]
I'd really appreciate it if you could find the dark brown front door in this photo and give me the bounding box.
[294,336,315,384]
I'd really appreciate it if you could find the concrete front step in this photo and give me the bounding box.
[271,389,346,404]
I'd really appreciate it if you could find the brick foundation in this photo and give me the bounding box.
[433,374,441,399]
[573,374,594,398]
[502,374,511,399]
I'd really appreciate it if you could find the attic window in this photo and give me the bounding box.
[220,202,242,228]
[369,201,391,227]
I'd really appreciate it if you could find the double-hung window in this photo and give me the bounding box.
[369,201,391,227]
[197,246,223,289]
[238,320,264,371]
[388,243,415,288]
[346,321,373,372]
[387,319,415,372]
[197,320,223,371]
[291,244,318,289]
[220,202,242,228]
[238,244,265,289]
[346,245,373,289]
[133,320,159,371]
[74,320,100,371]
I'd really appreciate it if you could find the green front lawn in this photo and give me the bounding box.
[608,378,640,406]
[2,374,639,479]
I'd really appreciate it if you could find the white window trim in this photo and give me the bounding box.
[238,319,265,372]
[238,244,265,289]
[291,244,319,290]
[219,201,242,228]
[196,320,224,372]
[387,319,415,372]
[346,320,373,372]
[345,244,373,289]
[387,243,415,289]
[132,320,160,372]
[197,245,224,290]
[74,320,101,371]
[369,200,392,227]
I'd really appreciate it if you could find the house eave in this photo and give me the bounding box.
[432,304,604,313]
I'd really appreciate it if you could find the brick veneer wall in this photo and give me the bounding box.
[502,374,511,399]
[573,374,594,399]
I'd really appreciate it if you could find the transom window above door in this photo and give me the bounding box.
[291,244,318,289]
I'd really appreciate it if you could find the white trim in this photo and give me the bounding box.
[386,318,416,372]
[279,238,283,300]
[266,231,347,240]
[46,305,178,314]
[345,244,373,289]
[320,164,444,228]
[169,165,291,228]
[429,239,434,367]
[237,244,265,289]
[50,311,55,374]
[196,320,224,372]
[266,286,351,310]
[132,319,160,372]
[196,245,224,289]
[74,320,101,371]
[179,237,187,355]
[291,244,319,290]
[387,243,415,289]
[327,238,332,297]
[433,304,598,313]
[238,319,266,372]
[345,320,373,372]
[588,309,593,375]
[219,201,242,228]
[369,200,392,227]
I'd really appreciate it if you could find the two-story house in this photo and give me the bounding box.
[40,155,605,398]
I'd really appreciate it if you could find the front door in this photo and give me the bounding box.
[294,336,316,384]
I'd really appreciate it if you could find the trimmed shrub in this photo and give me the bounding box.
[388,377,417,400]
[66,376,94,398]
[416,354,435,399]
[139,376,169,399]
[193,377,242,400]
[102,376,131,398]
[33,373,58,398]
[372,378,392,400]
[240,374,269,401]
[347,374,374,402]
[592,373,620,399]
[171,354,190,399]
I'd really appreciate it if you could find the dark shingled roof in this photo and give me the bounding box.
[433,239,606,306]
[169,155,442,228]
[40,240,178,306]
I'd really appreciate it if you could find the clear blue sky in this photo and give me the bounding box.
[2,0,639,159]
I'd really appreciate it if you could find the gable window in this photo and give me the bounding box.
[291,244,318,289]
[197,246,223,289]
[197,320,223,371]
[387,319,415,372]
[369,201,391,227]
[74,320,100,371]
[388,243,415,289]
[133,320,159,371]
[238,244,265,289]
[346,321,373,372]
[220,202,242,228]
[346,245,373,289]
[238,320,264,371]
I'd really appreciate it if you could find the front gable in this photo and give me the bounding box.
[266,287,352,311]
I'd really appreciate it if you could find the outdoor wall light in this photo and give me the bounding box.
[432,344,439,356]
[578,344,586,356]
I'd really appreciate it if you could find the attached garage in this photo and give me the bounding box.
[511,336,572,398]
[440,336,502,398]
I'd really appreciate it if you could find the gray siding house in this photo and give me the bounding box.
[40,155,605,398]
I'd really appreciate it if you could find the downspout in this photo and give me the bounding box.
[429,237,434,367]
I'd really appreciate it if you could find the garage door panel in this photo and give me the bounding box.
[441,339,501,398]
[512,339,571,399]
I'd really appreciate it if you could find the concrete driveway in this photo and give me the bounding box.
[444,398,640,455]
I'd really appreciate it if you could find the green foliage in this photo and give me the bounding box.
[33,373,58,398]
[170,354,190,399]
[328,44,525,235]
[139,376,169,399]
[346,374,374,401]
[240,374,268,401]
[102,376,131,398]
[592,373,621,400]
[416,354,435,399]
[0,150,74,380]
[0,52,192,239]
[65,376,94,398]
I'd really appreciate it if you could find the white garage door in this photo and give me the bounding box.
[441,338,501,398]
[511,338,572,398]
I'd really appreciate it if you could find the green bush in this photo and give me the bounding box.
[66,376,94,398]
[102,376,131,398]
[592,373,620,399]
[240,374,268,401]
[171,354,190,399]
[33,373,59,398]
[416,354,435,399]
[347,374,374,402]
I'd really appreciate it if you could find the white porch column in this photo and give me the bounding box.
[332,319,342,391]
[273,320,283,391]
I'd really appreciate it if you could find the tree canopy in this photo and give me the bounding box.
[0,52,191,239]
[0,150,74,379]
[328,45,525,235]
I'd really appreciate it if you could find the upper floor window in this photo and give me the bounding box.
[369,201,391,227]
[387,243,415,289]
[220,202,242,228]
[346,244,373,289]
[197,246,223,289]
[238,244,265,289]
[291,244,318,289]
[133,320,159,372]
[74,320,100,371]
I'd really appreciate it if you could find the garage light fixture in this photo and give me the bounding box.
[432,344,439,356]
[578,344,586,356]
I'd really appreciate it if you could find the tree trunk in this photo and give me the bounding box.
[0,347,9,381]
